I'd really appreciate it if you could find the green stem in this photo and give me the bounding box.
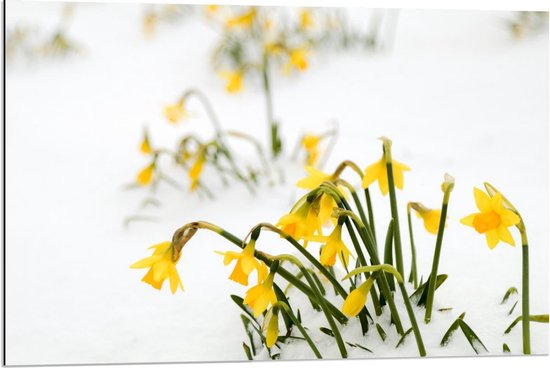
[365,188,377,248]
[424,200,450,323]
[407,205,418,289]
[386,161,405,278]
[261,53,281,158]
[276,302,322,359]
[397,282,427,357]
[279,255,348,358]
[521,230,531,354]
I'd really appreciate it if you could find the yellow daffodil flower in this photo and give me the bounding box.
[264,42,283,55]
[130,241,184,293]
[362,155,410,196]
[205,4,219,15]
[164,100,187,124]
[140,132,152,155]
[243,273,277,317]
[410,202,443,235]
[320,225,352,267]
[300,9,314,29]
[276,200,322,246]
[460,188,521,249]
[219,70,243,93]
[284,47,309,74]
[225,7,256,29]
[342,278,374,317]
[216,240,268,286]
[137,163,154,186]
[143,12,157,37]
[189,153,206,191]
[263,307,279,348]
[301,134,320,165]
[296,166,331,189]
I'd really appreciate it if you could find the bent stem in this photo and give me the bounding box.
[278,254,348,358]
[407,203,418,289]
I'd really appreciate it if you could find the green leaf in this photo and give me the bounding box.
[343,264,403,284]
[503,343,511,353]
[320,327,334,337]
[508,301,518,316]
[410,274,448,307]
[440,315,463,347]
[273,283,293,335]
[438,307,453,312]
[504,314,549,334]
[396,327,413,348]
[347,342,373,353]
[230,295,260,330]
[458,320,488,354]
[383,220,395,291]
[500,287,518,304]
[242,342,253,360]
[309,269,326,296]
[240,315,257,356]
[375,323,387,342]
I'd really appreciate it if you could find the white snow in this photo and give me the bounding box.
[4,1,548,365]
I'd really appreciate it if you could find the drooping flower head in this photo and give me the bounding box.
[284,47,309,75]
[219,70,243,93]
[276,198,322,247]
[140,130,152,155]
[342,277,375,317]
[225,7,256,29]
[137,163,155,186]
[130,241,184,294]
[216,240,268,286]
[164,99,187,124]
[300,9,315,29]
[243,272,277,317]
[409,202,443,235]
[460,188,520,249]
[189,151,206,191]
[263,306,280,348]
[319,224,352,267]
[362,137,410,196]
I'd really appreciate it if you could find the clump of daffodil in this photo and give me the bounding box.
[137,163,155,186]
[409,202,443,235]
[243,271,277,317]
[164,99,187,124]
[130,241,184,293]
[460,188,520,249]
[276,199,322,246]
[319,224,352,267]
[140,130,152,155]
[225,7,256,29]
[216,239,268,286]
[219,70,244,93]
[342,277,375,317]
[362,137,410,196]
[263,306,280,348]
[188,151,206,191]
[301,134,321,166]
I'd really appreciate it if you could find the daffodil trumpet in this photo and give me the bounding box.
[424,174,455,324]
[277,254,348,358]
[483,182,531,354]
[343,265,427,357]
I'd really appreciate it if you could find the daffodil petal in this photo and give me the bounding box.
[460,213,477,227]
[485,229,500,249]
[498,226,516,246]
[474,188,491,212]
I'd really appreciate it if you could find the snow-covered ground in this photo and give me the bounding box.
[5,1,548,365]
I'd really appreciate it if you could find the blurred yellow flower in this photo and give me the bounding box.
[263,307,279,348]
[264,42,283,55]
[143,12,157,37]
[140,132,152,155]
[342,278,374,317]
[286,47,309,73]
[189,153,206,191]
[164,100,186,124]
[460,188,520,249]
[320,225,352,267]
[300,9,314,29]
[219,70,243,93]
[226,7,256,29]
[243,273,277,317]
[216,240,268,286]
[362,155,410,196]
[130,241,184,294]
[301,134,320,165]
[205,4,219,15]
[137,163,154,186]
[410,202,443,235]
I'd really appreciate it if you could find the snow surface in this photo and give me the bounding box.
[5,1,549,365]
